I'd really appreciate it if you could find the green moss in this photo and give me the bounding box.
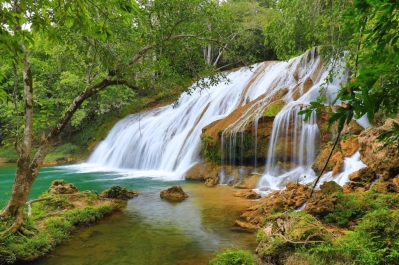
[209,247,257,265]
[0,204,116,263]
[262,101,285,117]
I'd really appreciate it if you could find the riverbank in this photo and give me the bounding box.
[0,181,137,264]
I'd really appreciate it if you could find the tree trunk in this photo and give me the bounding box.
[0,41,35,236]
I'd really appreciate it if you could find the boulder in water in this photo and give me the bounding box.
[160,186,189,201]
[101,186,138,200]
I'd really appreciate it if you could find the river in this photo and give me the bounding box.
[1,164,257,265]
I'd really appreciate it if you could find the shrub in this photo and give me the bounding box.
[209,247,257,265]
[340,209,399,265]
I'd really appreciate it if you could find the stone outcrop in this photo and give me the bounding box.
[160,186,189,201]
[305,181,342,216]
[358,118,399,180]
[48,179,78,194]
[312,143,344,176]
[340,136,359,157]
[101,186,138,200]
[233,189,261,199]
[185,162,264,188]
[236,181,341,230]
[184,162,221,186]
[236,182,311,230]
[233,173,261,189]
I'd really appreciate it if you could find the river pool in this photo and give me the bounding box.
[1,164,257,265]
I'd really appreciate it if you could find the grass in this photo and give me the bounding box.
[0,192,119,264]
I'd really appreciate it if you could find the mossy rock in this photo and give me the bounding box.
[257,212,331,263]
[48,180,78,194]
[101,186,138,200]
[262,100,285,117]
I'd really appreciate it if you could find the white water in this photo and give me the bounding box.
[82,48,366,189]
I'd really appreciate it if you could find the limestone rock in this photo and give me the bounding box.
[358,119,399,180]
[235,182,311,230]
[305,197,335,216]
[233,173,260,189]
[340,136,359,157]
[320,181,343,194]
[101,186,138,200]
[185,162,207,181]
[160,186,189,201]
[48,179,78,194]
[312,142,344,176]
[305,181,341,216]
[233,189,261,199]
[185,162,221,186]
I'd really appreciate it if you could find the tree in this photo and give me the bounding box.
[264,0,353,60]
[301,0,399,137]
[222,0,277,66]
[0,0,237,236]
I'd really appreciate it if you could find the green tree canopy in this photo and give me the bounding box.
[0,0,239,236]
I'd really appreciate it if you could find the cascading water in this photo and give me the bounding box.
[85,48,366,188]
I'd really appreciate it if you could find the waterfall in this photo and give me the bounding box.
[87,62,273,179]
[85,48,365,187]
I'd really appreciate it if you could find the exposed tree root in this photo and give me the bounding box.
[0,215,25,237]
[26,197,52,216]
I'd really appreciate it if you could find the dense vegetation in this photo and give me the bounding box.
[1,0,399,264]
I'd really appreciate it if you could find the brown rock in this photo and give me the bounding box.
[233,174,260,189]
[393,175,399,188]
[348,167,376,182]
[233,189,261,199]
[340,136,359,157]
[160,186,189,201]
[305,197,335,216]
[184,162,206,181]
[331,151,344,176]
[320,181,343,194]
[185,162,223,186]
[48,179,78,194]
[234,220,259,231]
[312,143,344,176]
[205,177,219,187]
[358,119,399,180]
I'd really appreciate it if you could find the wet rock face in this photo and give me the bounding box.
[160,186,189,201]
[358,119,399,180]
[184,162,220,186]
[101,186,138,200]
[48,179,78,194]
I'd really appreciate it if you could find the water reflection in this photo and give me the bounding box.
[20,183,256,265]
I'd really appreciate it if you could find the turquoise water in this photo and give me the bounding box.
[1,164,257,265]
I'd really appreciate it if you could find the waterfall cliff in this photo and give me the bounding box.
[86,48,365,189]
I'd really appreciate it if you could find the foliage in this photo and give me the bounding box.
[299,1,399,145]
[0,203,114,263]
[264,0,353,60]
[324,190,399,227]
[209,247,257,265]
[307,209,399,265]
[222,0,277,66]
